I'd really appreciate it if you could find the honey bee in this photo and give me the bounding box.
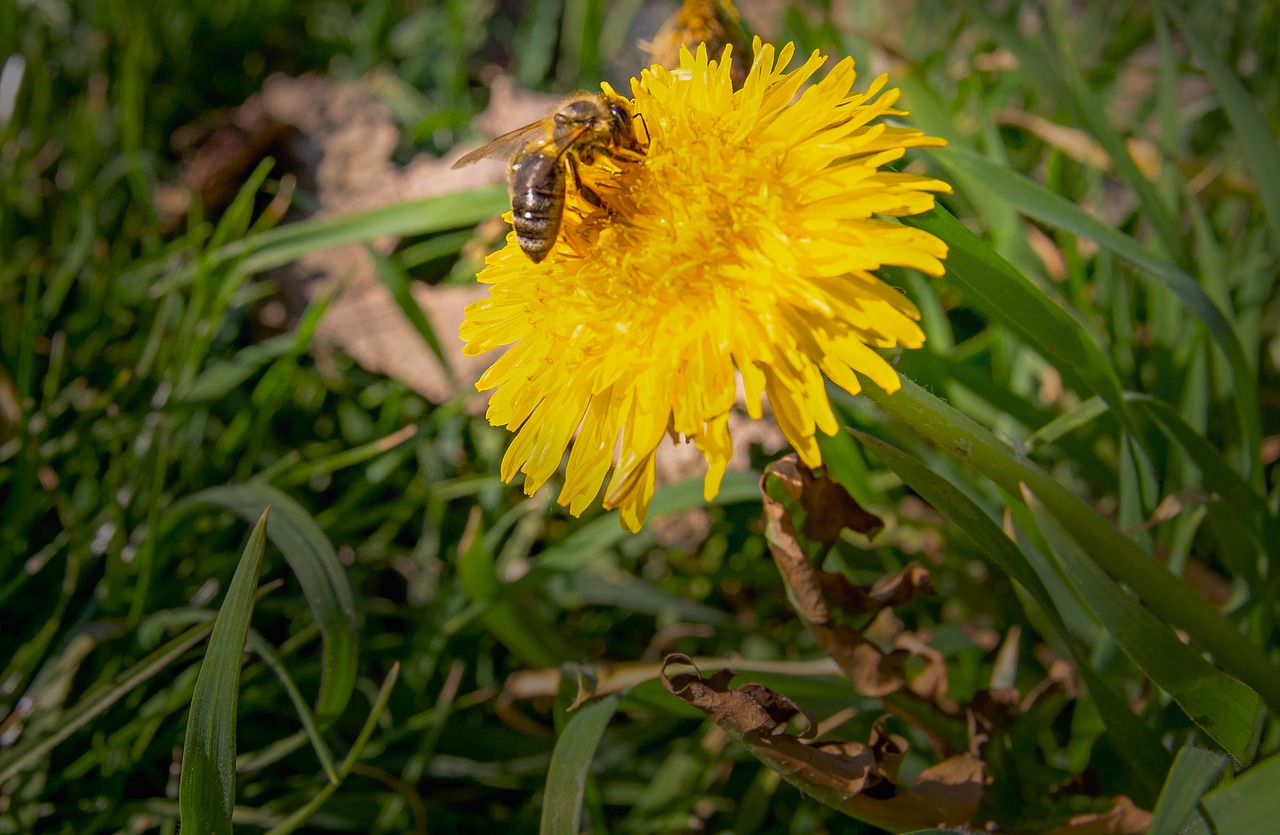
[452,91,647,263]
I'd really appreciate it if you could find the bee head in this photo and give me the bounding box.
[557,97,603,127]
[604,95,647,150]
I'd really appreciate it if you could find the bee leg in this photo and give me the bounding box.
[631,113,650,146]
[592,143,646,165]
[564,154,608,210]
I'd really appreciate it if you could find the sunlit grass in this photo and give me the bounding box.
[2,1,1278,833]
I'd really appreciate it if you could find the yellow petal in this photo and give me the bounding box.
[459,39,950,531]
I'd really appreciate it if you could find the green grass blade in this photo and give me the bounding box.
[815,429,879,508]
[243,631,339,784]
[901,206,1132,428]
[1022,488,1261,763]
[558,0,603,86]
[927,146,1262,477]
[263,662,401,835]
[1149,746,1228,835]
[513,0,563,87]
[177,483,359,724]
[272,424,421,488]
[1201,751,1280,834]
[370,248,458,390]
[567,568,729,625]
[521,471,762,580]
[541,695,620,835]
[1025,395,1112,453]
[959,0,1189,265]
[184,333,303,403]
[179,508,269,835]
[862,378,1280,710]
[233,185,506,273]
[39,198,95,317]
[1164,4,1280,253]
[457,518,566,668]
[1043,18,1189,266]
[1133,396,1273,583]
[126,186,509,293]
[850,430,1169,798]
[0,621,215,785]
[1026,390,1271,581]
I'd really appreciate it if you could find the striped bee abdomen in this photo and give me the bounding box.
[509,151,565,263]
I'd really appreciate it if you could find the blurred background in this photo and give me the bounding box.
[3,1,1279,833]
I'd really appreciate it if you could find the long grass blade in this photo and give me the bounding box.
[178,508,270,835]
[370,248,458,390]
[861,377,1280,710]
[1201,751,1280,834]
[243,631,339,784]
[0,621,214,785]
[125,186,508,292]
[849,430,1169,799]
[177,484,360,724]
[1149,746,1227,835]
[1164,5,1280,253]
[901,206,1135,438]
[926,146,1261,477]
[541,695,620,835]
[262,663,401,835]
[1022,487,1260,763]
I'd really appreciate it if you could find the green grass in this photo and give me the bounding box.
[2,1,1279,832]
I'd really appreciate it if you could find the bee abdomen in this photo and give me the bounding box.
[511,187,560,220]
[510,164,565,263]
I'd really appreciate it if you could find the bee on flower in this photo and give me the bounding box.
[460,39,951,532]
[451,91,647,263]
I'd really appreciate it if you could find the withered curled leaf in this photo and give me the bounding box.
[761,456,946,703]
[660,654,815,737]
[1040,796,1152,835]
[660,654,986,832]
[763,455,884,547]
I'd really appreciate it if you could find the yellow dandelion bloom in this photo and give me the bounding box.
[460,40,951,532]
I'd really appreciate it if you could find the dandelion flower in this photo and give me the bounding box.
[460,40,951,532]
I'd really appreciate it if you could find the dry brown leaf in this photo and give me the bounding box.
[1127,489,1213,533]
[761,456,950,703]
[499,656,841,703]
[970,686,1023,736]
[1027,224,1069,282]
[158,73,500,406]
[868,564,937,608]
[907,751,988,820]
[763,513,909,696]
[1040,796,1152,835]
[894,631,952,707]
[157,101,299,225]
[764,455,885,545]
[0,366,19,444]
[1264,435,1280,466]
[661,654,816,737]
[994,108,1112,170]
[660,654,986,832]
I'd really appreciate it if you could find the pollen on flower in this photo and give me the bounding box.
[460,38,952,532]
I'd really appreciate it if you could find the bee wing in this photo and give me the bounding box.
[451,119,554,169]
[533,126,592,165]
